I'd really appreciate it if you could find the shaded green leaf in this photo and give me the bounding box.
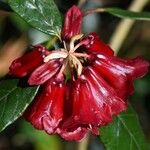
[8,0,62,36]
[105,8,150,21]
[101,105,148,150]
[0,78,39,132]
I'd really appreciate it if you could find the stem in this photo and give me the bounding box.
[78,0,87,8]
[84,8,105,16]
[46,36,58,49]
[77,134,89,150]
[109,0,149,54]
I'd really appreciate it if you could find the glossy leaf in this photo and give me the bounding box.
[101,105,148,150]
[105,8,150,21]
[8,0,62,36]
[0,78,39,132]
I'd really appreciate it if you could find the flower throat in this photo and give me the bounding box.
[44,34,91,81]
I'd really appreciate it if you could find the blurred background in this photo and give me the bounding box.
[0,0,150,150]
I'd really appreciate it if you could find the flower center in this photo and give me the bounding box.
[44,34,90,80]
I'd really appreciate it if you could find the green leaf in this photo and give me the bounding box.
[105,8,150,21]
[101,105,148,150]
[8,0,62,36]
[0,78,39,132]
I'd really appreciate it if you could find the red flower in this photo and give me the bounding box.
[9,5,149,141]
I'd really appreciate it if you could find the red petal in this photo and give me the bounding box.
[58,68,126,140]
[81,67,127,116]
[93,56,132,100]
[28,60,62,85]
[83,33,114,55]
[58,67,126,139]
[57,127,87,141]
[61,5,83,40]
[121,57,150,79]
[96,55,149,79]
[93,55,149,99]
[64,79,112,127]
[9,45,48,77]
[24,80,65,134]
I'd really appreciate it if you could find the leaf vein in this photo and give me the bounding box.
[118,116,141,150]
[0,86,17,102]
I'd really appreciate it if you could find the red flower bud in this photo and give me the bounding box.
[61,5,83,41]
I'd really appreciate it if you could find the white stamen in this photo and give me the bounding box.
[63,41,67,50]
[44,50,68,62]
[73,52,90,58]
[70,54,83,76]
[69,34,84,52]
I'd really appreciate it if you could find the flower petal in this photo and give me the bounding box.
[96,55,149,79]
[24,80,65,134]
[28,60,62,85]
[93,56,133,100]
[57,127,87,141]
[58,67,126,139]
[93,55,149,99]
[81,67,127,116]
[9,45,48,77]
[61,5,83,40]
[64,79,112,127]
[83,33,114,55]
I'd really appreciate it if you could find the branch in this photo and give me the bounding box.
[78,0,87,8]
[77,134,89,150]
[109,0,149,54]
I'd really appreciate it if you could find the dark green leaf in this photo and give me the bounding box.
[105,8,150,21]
[0,78,39,132]
[101,105,148,150]
[8,0,62,36]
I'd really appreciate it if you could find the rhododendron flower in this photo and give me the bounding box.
[9,5,149,141]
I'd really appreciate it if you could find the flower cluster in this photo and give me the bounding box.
[9,5,149,140]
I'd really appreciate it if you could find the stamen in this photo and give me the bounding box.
[73,52,90,58]
[73,39,89,52]
[43,34,90,78]
[63,41,67,50]
[69,34,84,53]
[56,59,68,80]
[70,54,83,76]
[44,50,68,62]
